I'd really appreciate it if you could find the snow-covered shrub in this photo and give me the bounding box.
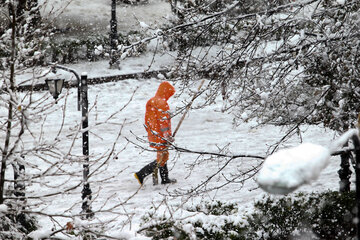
[189,201,247,239]
[300,2,360,132]
[140,191,356,239]
[248,191,356,239]
[190,200,238,216]
[139,221,188,240]
[14,31,148,65]
[140,201,248,239]
[47,35,109,63]
[0,210,37,239]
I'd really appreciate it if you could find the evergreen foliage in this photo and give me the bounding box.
[0,211,37,240]
[301,1,360,131]
[248,191,356,239]
[140,191,357,239]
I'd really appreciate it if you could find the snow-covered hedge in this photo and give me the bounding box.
[0,208,37,240]
[139,191,356,239]
[0,31,150,69]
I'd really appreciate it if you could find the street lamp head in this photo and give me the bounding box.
[45,78,64,100]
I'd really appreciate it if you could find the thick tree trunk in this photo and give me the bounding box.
[0,3,16,204]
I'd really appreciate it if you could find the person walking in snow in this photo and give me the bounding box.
[134,81,177,185]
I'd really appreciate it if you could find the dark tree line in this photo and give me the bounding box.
[0,0,40,34]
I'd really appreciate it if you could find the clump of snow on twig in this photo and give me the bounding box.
[257,143,331,195]
[0,204,8,213]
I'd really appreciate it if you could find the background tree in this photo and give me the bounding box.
[0,0,41,34]
[0,1,137,238]
[161,0,360,194]
[166,0,359,140]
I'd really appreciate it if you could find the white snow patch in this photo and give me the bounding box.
[260,92,270,101]
[27,229,53,240]
[0,204,8,213]
[39,0,171,35]
[257,143,331,195]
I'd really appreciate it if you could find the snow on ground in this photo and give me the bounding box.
[16,51,176,86]
[3,0,356,238]
[12,53,351,239]
[40,0,171,36]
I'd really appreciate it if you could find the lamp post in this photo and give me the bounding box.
[109,0,118,67]
[45,65,93,219]
[257,129,360,239]
[352,134,360,239]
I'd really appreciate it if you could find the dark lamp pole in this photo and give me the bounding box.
[352,134,360,239]
[109,0,118,67]
[80,73,93,219]
[45,65,93,219]
[45,78,64,101]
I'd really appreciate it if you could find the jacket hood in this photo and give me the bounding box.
[155,81,175,100]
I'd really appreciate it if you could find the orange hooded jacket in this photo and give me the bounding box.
[145,81,175,150]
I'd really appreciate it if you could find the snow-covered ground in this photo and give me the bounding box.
[40,0,171,36]
[3,0,356,239]
[17,51,176,86]
[16,54,350,239]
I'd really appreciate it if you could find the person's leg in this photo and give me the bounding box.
[134,160,157,185]
[157,150,169,167]
[156,150,176,184]
[159,163,177,184]
[152,150,169,185]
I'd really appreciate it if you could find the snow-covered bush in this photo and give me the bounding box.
[140,201,247,239]
[0,208,37,240]
[47,35,109,63]
[248,191,356,239]
[300,2,360,132]
[140,191,357,239]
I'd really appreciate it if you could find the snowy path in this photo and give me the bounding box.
[40,0,171,36]
[1,0,353,238]
[3,46,347,239]
[19,74,348,238]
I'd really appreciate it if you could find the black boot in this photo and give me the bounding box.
[134,160,157,185]
[159,164,177,184]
